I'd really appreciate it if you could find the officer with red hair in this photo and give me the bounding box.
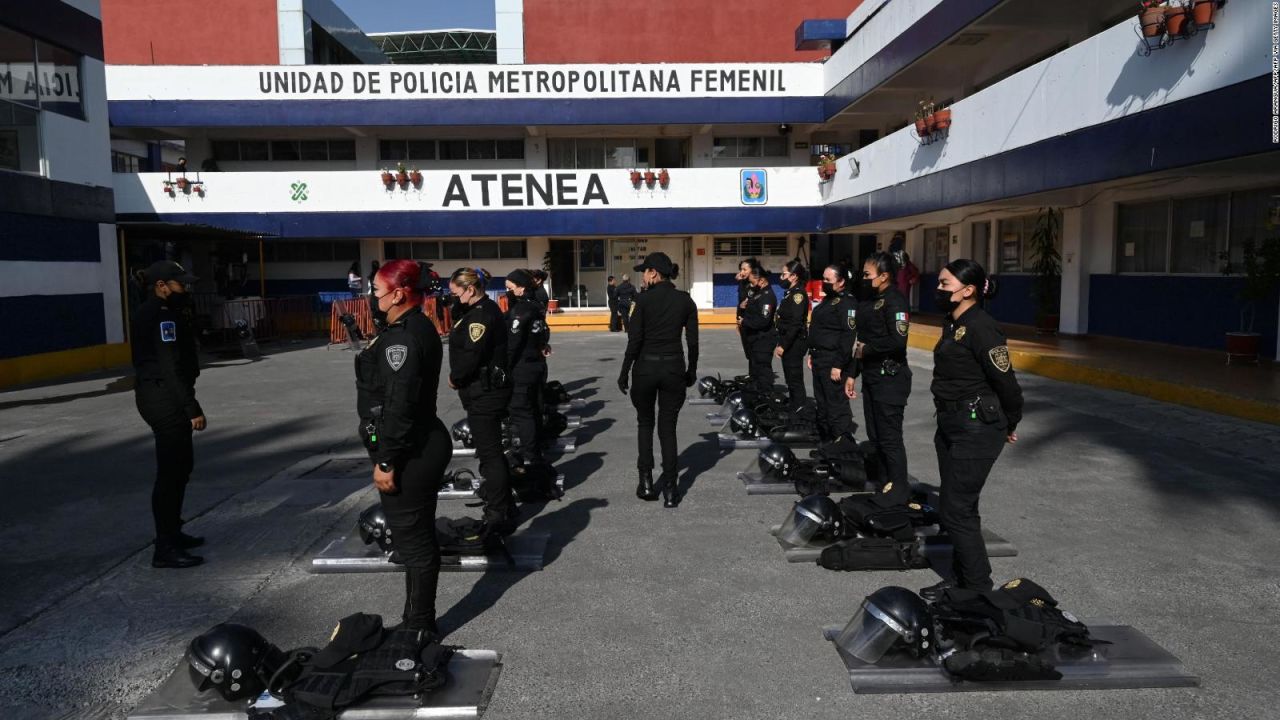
[356,259,451,634]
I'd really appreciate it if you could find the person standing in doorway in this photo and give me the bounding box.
[132,260,206,569]
[606,275,621,332]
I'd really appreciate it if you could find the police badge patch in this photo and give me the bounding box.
[159,321,177,342]
[988,345,1012,372]
[895,311,909,337]
[762,304,772,317]
[847,308,856,330]
[954,326,967,342]
[792,293,804,304]
[510,318,521,333]
[385,344,408,371]
[469,323,486,342]
[874,298,885,310]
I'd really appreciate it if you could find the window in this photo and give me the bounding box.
[713,137,790,159]
[500,240,526,258]
[438,140,467,161]
[271,140,300,161]
[264,240,358,262]
[470,240,499,259]
[0,99,39,172]
[496,139,525,160]
[240,141,269,161]
[995,213,1064,273]
[923,227,949,273]
[0,25,84,119]
[1116,190,1272,273]
[467,140,497,160]
[579,239,606,269]
[442,241,470,260]
[1116,201,1168,273]
[211,139,355,163]
[972,221,992,269]
[1228,187,1280,266]
[111,151,142,173]
[549,138,643,169]
[1170,194,1228,273]
[712,237,789,257]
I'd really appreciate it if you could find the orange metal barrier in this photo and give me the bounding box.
[330,296,452,344]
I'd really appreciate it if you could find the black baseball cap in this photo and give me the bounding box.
[144,260,197,285]
[634,252,675,276]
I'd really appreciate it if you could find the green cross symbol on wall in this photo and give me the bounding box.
[290,182,309,202]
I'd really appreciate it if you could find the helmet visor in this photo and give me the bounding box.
[834,600,907,664]
[777,504,823,546]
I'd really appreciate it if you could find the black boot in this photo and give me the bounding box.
[661,473,682,508]
[919,579,955,602]
[636,470,658,501]
[403,566,440,637]
[175,531,205,549]
[152,539,203,569]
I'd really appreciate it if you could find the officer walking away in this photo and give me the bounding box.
[774,259,810,409]
[606,275,621,332]
[806,263,856,443]
[448,268,519,535]
[504,269,551,463]
[530,269,550,309]
[132,260,206,569]
[923,259,1023,601]
[738,263,777,395]
[358,260,451,634]
[615,274,637,332]
[618,252,698,508]
[845,251,912,499]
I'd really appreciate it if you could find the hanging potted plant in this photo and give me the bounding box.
[1219,236,1280,363]
[643,169,657,187]
[629,169,642,187]
[381,168,394,188]
[410,166,423,187]
[395,162,409,188]
[913,105,929,138]
[176,176,190,192]
[658,168,670,189]
[1138,0,1166,37]
[1028,207,1062,335]
[816,154,837,182]
[1164,2,1189,36]
[1191,0,1219,25]
[932,104,952,131]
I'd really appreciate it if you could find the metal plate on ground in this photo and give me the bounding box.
[687,396,721,406]
[737,468,873,496]
[310,532,549,573]
[769,525,1017,562]
[439,474,565,501]
[819,622,1197,694]
[127,649,503,719]
[563,415,582,429]
[555,399,585,413]
[452,436,577,456]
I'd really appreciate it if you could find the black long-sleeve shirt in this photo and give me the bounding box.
[620,280,698,377]
[739,284,778,346]
[506,294,549,367]
[931,304,1024,431]
[354,307,442,465]
[857,287,910,365]
[807,289,855,376]
[448,296,507,388]
[131,295,202,418]
[775,284,809,351]
[616,281,636,307]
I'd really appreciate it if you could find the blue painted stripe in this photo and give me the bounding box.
[825,76,1274,229]
[823,0,1003,119]
[0,212,101,262]
[116,206,824,239]
[108,97,828,128]
[0,0,104,61]
[795,19,847,50]
[0,293,106,359]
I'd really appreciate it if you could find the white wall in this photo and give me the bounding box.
[42,58,112,188]
[496,0,524,65]
[824,0,945,91]
[98,224,123,343]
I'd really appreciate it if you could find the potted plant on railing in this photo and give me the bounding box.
[658,168,670,189]
[932,103,952,131]
[395,162,409,188]
[1219,236,1280,364]
[1138,0,1166,37]
[1028,207,1062,335]
[176,176,191,192]
[410,167,423,188]
[816,154,838,182]
[629,169,643,187]
[381,168,394,188]
[643,169,657,187]
[913,101,932,138]
[1164,1,1189,36]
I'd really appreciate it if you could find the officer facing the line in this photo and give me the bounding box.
[132,260,206,569]
[806,262,856,443]
[845,251,912,499]
[774,259,809,409]
[504,269,551,464]
[615,274,637,332]
[357,260,451,634]
[738,263,777,395]
[735,258,761,371]
[448,268,518,535]
[619,252,699,508]
[923,258,1023,601]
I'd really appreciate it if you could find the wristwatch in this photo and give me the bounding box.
[377,462,391,472]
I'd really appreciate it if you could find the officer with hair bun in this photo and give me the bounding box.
[774,259,810,409]
[448,268,518,535]
[619,252,699,508]
[922,258,1023,601]
[357,259,451,633]
[504,269,551,464]
[738,263,777,395]
[806,262,857,443]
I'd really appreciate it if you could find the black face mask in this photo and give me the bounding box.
[935,289,960,314]
[166,291,190,307]
[368,293,389,329]
[856,278,877,300]
[449,294,467,315]
[821,281,836,297]
[505,290,518,304]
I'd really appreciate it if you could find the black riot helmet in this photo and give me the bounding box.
[543,410,569,438]
[543,380,570,404]
[450,418,473,447]
[729,408,760,438]
[357,503,394,553]
[185,623,286,701]
[724,390,750,414]
[835,586,934,663]
[757,444,797,480]
[697,376,720,398]
[777,494,843,546]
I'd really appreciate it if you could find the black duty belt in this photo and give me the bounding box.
[934,396,988,412]
[641,354,683,362]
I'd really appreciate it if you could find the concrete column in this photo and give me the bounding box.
[354,136,379,170]
[1059,207,1087,335]
[495,0,525,65]
[689,235,714,308]
[277,0,307,65]
[689,134,714,168]
[951,222,971,263]
[524,137,547,169]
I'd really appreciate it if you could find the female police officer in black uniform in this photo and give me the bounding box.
[845,251,912,500]
[774,259,809,409]
[738,263,777,395]
[448,268,518,535]
[618,252,698,508]
[806,262,856,443]
[357,260,451,633]
[504,269,551,464]
[922,258,1023,601]
[735,257,761,371]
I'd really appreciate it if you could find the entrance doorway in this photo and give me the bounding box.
[654,139,688,169]
[546,237,691,308]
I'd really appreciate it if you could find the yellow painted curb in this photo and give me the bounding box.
[905,328,1278,425]
[0,343,132,390]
